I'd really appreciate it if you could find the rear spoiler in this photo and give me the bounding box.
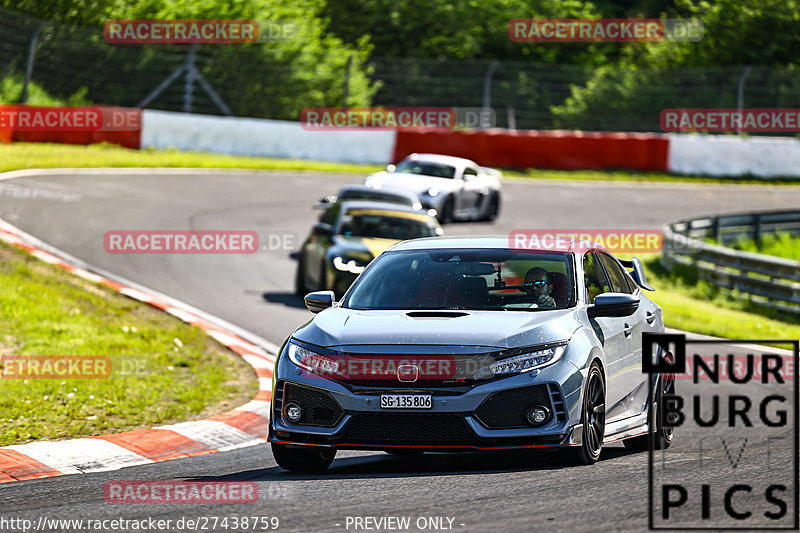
[618,257,655,291]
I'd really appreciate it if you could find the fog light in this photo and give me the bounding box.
[525,405,550,426]
[285,402,303,422]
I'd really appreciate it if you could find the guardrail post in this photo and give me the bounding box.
[753,214,762,247]
[712,216,720,244]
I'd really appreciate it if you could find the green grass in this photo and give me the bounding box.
[0,143,385,175]
[0,240,258,446]
[636,254,800,341]
[2,142,800,185]
[724,232,800,261]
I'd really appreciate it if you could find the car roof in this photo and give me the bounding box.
[389,235,607,254]
[403,153,476,168]
[337,200,430,215]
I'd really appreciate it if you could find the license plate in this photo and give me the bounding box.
[380,394,432,409]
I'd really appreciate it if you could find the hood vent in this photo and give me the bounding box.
[405,311,470,319]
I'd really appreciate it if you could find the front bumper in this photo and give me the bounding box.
[268,363,585,451]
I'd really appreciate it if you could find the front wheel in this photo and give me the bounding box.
[562,362,605,465]
[271,443,336,473]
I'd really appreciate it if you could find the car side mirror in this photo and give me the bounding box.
[386,164,396,173]
[587,293,640,318]
[313,195,337,210]
[304,291,335,313]
[312,222,334,236]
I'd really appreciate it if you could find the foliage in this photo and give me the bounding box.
[551,0,800,129]
[0,73,91,105]
[1,0,376,117]
[727,232,800,261]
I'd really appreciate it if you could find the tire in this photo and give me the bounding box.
[271,443,336,473]
[480,192,501,221]
[294,254,308,296]
[562,362,605,465]
[438,196,455,224]
[623,372,675,451]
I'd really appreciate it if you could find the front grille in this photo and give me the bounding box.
[334,379,480,393]
[344,413,476,444]
[329,353,495,392]
[474,385,553,429]
[282,383,344,427]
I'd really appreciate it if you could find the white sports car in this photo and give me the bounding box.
[365,153,502,223]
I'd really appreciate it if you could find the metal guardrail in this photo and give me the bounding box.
[661,209,800,316]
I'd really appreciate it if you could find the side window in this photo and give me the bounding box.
[623,268,639,293]
[583,253,611,302]
[598,253,634,294]
[463,167,478,177]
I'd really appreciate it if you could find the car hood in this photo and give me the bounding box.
[333,235,400,258]
[366,172,460,195]
[292,308,580,353]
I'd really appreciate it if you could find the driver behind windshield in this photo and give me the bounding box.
[518,267,556,308]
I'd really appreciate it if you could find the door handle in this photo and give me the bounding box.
[646,311,656,325]
[623,323,633,337]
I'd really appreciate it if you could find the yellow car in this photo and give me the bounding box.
[296,201,443,297]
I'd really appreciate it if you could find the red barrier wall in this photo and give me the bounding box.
[393,129,669,172]
[0,106,141,149]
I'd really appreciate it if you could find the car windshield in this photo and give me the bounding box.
[338,190,413,206]
[345,249,575,311]
[338,211,438,240]
[395,160,456,179]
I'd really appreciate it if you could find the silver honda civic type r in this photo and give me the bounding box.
[268,237,675,472]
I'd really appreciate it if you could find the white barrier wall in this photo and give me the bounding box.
[141,110,397,164]
[140,110,800,177]
[668,134,800,178]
